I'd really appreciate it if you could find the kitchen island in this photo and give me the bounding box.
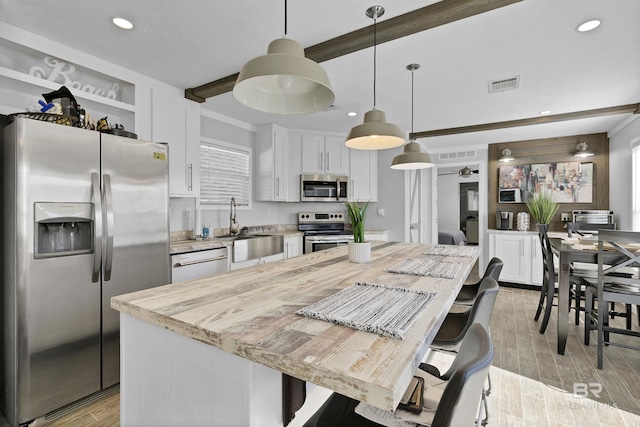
[111,241,478,426]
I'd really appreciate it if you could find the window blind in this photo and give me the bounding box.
[200,143,250,206]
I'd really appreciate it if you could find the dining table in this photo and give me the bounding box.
[111,241,479,426]
[549,237,629,355]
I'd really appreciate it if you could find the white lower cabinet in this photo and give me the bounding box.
[364,231,389,241]
[284,235,303,258]
[229,252,284,271]
[488,231,542,286]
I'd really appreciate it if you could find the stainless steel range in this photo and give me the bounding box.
[298,212,353,253]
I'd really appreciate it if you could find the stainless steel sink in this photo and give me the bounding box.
[215,234,284,262]
[215,235,252,241]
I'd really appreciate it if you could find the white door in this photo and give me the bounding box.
[405,168,437,244]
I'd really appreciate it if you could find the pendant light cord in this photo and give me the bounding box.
[284,0,288,36]
[373,16,377,108]
[410,67,414,137]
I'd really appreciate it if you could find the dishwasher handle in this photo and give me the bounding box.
[173,255,228,268]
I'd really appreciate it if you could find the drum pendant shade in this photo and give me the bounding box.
[391,63,433,169]
[391,141,434,169]
[345,109,404,150]
[233,38,335,114]
[345,5,403,150]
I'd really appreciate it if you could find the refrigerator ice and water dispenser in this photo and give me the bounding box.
[34,202,93,257]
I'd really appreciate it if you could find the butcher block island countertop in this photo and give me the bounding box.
[111,241,478,416]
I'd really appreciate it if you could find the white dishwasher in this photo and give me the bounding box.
[171,247,229,283]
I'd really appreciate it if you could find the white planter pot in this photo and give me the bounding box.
[348,242,371,263]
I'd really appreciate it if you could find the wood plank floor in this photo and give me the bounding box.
[4,287,639,426]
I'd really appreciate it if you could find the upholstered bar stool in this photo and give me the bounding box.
[302,324,494,427]
[454,257,503,306]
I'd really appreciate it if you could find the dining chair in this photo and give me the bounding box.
[567,222,638,330]
[566,221,616,237]
[535,225,583,332]
[454,257,503,306]
[302,324,494,427]
[583,230,640,369]
[429,277,499,425]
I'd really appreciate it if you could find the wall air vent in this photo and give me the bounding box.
[439,150,477,161]
[488,75,520,93]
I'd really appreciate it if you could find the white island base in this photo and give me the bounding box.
[120,314,331,427]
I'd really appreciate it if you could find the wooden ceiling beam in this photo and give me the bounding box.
[185,0,523,102]
[410,103,640,139]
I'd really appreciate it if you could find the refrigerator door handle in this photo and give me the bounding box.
[91,173,103,283]
[103,174,114,281]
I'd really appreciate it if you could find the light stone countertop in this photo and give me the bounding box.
[170,230,304,255]
[112,241,478,411]
[170,229,389,255]
[487,229,568,239]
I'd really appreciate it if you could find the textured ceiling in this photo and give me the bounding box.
[1,0,638,151]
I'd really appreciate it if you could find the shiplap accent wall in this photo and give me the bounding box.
[488,133,609,232]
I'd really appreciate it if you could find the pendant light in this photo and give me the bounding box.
[346,6,404,150]
[390,64,434,169]
[233,0,335,114]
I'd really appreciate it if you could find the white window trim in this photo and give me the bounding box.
[632,137,640,231]
[199,137,252,211]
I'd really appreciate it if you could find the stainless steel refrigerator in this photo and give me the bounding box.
[0,117,170,426]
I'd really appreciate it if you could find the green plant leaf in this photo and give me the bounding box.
[344,200,370,243]
[525,190,559,224]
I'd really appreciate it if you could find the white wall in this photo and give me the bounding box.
[609,116,640,230]
[367,148,407,242]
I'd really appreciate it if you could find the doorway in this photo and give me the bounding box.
[402,161,486,270]
[460,182,479,245]
[435,162,485,269]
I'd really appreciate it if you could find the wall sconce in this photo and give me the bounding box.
[574,142,594,157]
[498,148,514,162]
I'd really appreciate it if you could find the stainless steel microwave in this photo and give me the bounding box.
[300,174,348,202]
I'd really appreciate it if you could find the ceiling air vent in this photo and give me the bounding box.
[439,150,477,161]
[488,75,520,93]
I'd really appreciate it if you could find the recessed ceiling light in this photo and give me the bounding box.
[539,110,552,115]
[577,19,601,32]
[347,112,357,117]
[112,17,134,30]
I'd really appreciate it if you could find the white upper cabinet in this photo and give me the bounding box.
[151,89,200,197]
[256,124,296,202]
[301,134,349,175]
[349,149,378,202]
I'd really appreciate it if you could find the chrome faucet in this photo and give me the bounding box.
[229,197,238,235]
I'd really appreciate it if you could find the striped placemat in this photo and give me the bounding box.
[423,245,477,257]
[296,282,436,340]
[385,258,462,279]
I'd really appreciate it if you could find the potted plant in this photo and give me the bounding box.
[525,189,559,236]
[345,200,370,263]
